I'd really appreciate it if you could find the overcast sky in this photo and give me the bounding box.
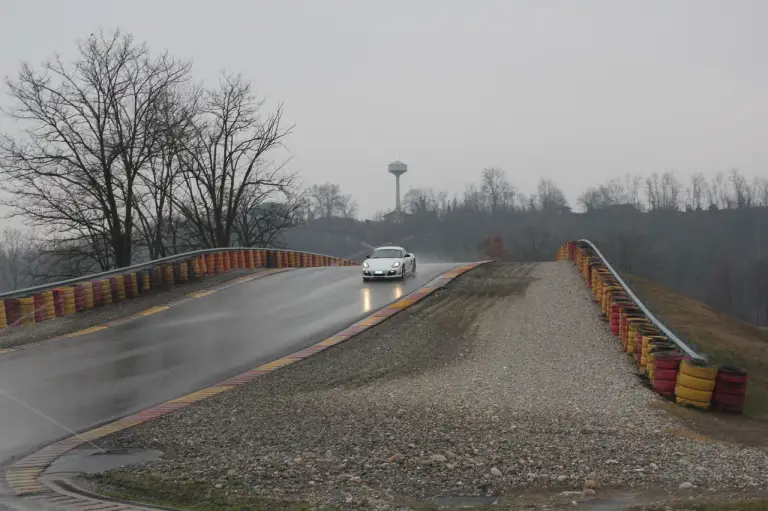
[1,0,765,218]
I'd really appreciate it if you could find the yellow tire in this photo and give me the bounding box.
[676,396,710,410]
[677,372,716,392]
[679,360,717,380]
[675,384,712,403]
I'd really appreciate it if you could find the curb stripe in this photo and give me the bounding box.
[4,261,490,508]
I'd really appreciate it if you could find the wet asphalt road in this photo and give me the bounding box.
[0,263,457,467]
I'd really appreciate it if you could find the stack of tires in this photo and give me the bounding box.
[558,240,751,414]
[712,366,749,413]
[675,360,718,409]
[635,325,662,371]
[649,349,685,397]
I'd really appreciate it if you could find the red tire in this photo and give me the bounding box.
[653,368,678,381]
[653,357,682,370]
[716,366,748,385]
[653,379,676,395]
[713,381,747,396]
[712,392,746,408]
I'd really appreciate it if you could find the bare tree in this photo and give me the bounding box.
[646,172,681,211]
[709,172,732,209]
[175,72,294,248]
[0,30,192,269]
[537,178,568,212]
[729,168,751,208]
[623,174,644,209]
[309,182,357,219]
[232,188,305,248]
[577,187,601,212]
[752,176,768,207]
[133,87,199,258]
[338,194,358,219]
[481,167,514,214]
[462,183,484,212]
[0,227,33,290]
[403,187,438,215]
[687,172,708,210]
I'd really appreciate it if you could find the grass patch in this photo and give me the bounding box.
[627,275,768,420]
[83,471,338,511]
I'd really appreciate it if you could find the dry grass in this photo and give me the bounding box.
[627,275,768,445]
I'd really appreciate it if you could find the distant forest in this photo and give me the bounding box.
[2,164,766,328]
[285,168,768,328]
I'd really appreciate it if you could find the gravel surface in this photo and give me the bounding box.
[97,262,768,509]
[0,269,261,349]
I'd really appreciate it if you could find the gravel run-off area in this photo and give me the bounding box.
[0,268,262,349]
[95,262,768,509]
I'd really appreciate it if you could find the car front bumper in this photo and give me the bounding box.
[362,268,403,279]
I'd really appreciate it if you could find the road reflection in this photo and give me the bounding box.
[362,287,372,313]
[393,284,404,300]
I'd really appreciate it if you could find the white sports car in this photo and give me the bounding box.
[361,246,416,281]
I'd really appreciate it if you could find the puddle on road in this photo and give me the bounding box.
[45,447,163,475]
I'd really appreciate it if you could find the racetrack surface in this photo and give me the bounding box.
[0,263,457,469]
[93,262,768,509]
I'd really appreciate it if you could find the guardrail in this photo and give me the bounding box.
[556,240,749,414]
[576,239,701,360]
[0,248,359,330]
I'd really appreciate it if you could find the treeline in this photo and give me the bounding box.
[0,30,302,283]
[286,168,768,327]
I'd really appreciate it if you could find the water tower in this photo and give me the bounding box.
[388,160,408,220]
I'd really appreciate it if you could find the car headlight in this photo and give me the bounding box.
[391,261,401,268]
[362,262,369,268]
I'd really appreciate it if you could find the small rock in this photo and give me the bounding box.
[583,489,596,497]
[679,481,693,490]
[572,501,578,507]
[583,478,598,490]
[408,443,416,449]
[214,483,223,489]
[348,476,362,484]
[560,491,582,497]
[557,475,568,482]
[605,459,619,465]
[430,454,447,463]
[309,480,315,486]
[325,450,332,459]
[490,467,503,477]
[650,463,659,470]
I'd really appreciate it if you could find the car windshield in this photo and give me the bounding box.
[370,248,402,259]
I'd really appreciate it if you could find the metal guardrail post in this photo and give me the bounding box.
[577,239,704,361]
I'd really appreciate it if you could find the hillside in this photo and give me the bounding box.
[627,275,768,446]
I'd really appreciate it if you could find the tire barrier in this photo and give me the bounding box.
[0,249,359,331]
[557,240,749,414]
[712,366,748,414]
[53,287,76,317]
